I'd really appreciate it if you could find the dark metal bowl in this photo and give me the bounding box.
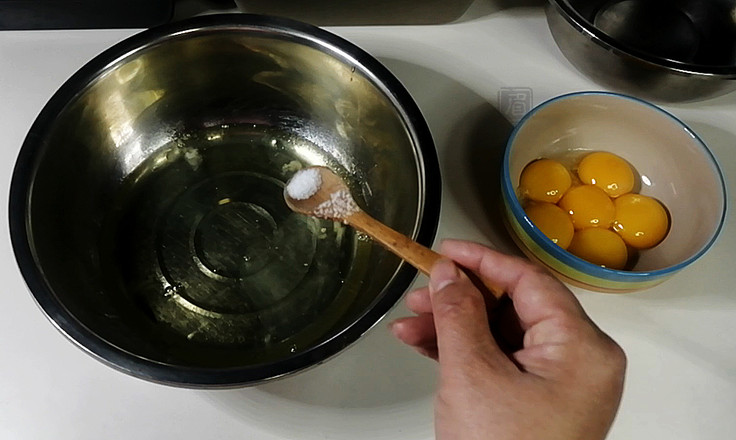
[9,14,440,387]
[546,0,736,102]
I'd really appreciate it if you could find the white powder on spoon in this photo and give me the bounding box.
[286,168,322,200]
[314,189,359,219]
[286,167,360,219]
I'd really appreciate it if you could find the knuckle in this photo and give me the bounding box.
[525,262,553,279]
[434,288,485,318]
[607,341,628,373]
[550,313,585,335]
[589,335,627,381]
[434,387,455,410]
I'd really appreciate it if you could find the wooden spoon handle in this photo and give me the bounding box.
[348,211,504,299]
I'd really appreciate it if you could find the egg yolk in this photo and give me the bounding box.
[525,202,575,249]
[567,228,628,270]
[577,151,635,198]
[558,185,615,230]
[519,159,572,203]
[613,194,669,249]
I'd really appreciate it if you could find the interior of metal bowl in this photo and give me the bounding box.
[10,15,439,386]
[559,0,736,67]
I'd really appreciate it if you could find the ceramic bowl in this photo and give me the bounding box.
[502,92,726,292]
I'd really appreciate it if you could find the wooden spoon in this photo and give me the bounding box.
[284,166,504,300]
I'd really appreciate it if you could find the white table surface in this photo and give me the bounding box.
[2,5,735,440]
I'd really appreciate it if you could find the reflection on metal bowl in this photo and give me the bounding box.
[9,14,440,387]
[546,0,736,102]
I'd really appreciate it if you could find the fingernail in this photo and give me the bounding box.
[430,259,460,294]
[387,320,400,337]
[405,289,423,303]
[415,347,430,357]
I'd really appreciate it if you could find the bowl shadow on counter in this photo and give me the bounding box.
[200,313,436,439]
[442,96,519,255]
[230,0,547,26]
[380,58,520,255]
[459,0,547,23]
[200,59,519,437]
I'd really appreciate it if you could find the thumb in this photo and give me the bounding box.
[430,259,513,372]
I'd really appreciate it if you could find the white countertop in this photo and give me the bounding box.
[2,5,735,439]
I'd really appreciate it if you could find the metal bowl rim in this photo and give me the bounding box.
[8,13,441,387]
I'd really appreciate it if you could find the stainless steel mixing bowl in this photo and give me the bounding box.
[9,14,440,387]
[546,0,736,102]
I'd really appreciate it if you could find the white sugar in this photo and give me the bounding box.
[314,189,359,219]
[286,168,322,200]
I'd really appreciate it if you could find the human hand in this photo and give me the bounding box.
[390,239,626,440]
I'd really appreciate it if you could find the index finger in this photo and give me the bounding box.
[439,239,587,329]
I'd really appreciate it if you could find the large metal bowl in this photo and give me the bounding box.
[546,0,736,102]
[9,14,440,387]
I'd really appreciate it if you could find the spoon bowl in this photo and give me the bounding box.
[284,166,360,221]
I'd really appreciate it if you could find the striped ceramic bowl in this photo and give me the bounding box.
[502,92,727,292]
